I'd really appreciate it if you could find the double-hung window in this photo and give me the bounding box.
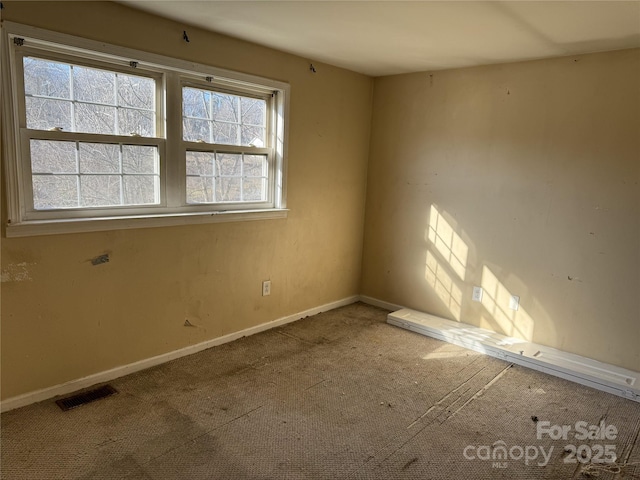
[2,23,289,237]
[21,55,162,212]
[182,83,273,206]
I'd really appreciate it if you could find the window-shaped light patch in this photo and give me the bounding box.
[23,57,155,137]
[480,266,534,341]
[182,87,266,147]
[425,250,463,321]
[30,140,159,209]
[186,151,267,204]
[427,205,468,280]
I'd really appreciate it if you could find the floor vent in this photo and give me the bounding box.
[55,385,118,411]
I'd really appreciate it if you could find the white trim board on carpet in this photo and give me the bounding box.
[388,308,640,404]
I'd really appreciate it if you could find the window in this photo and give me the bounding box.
[2,23,289,236]
[182,86,271,205]
[23,57,161,210]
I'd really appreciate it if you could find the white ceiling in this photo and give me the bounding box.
[122,1,640,77]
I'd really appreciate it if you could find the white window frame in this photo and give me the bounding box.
[180,78,276,208]
[1,22,289,237]
[17,52,166,218]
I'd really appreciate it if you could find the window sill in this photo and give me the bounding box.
[5,208,289,238]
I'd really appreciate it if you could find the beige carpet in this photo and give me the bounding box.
[2,303,639,479]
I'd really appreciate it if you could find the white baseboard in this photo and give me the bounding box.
[358,295,403,312]
[388,308,640,404]
[0,295,359,413]
[7,297,636,412]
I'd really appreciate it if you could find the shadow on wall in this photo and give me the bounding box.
[424,204,541,342]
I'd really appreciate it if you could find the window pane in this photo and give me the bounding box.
[73,66,115,105]
[118,108,154,137]
[24,57,157,137]
[182,87,267,147]
[241,125,265,147]
[183,118,210,143]
[186,176,215,203]
[186,151,214,176]
[216,153,241,176]
[80,175,121,206]
[212,93,239,123]
[123,176,157,204]
[212,122,239,145]
[79,143,119,174]
[215,177,241,202]
[118,75,154,110]
[243,177,265,201]
[183,87,210,118]
[30,142,159,209]
[241,97,265,126]
[30,140,77,174]
[75,103,116,134]
[186,152,266,204]
[32,175,78,209]
[243,155,267,177]
[23,58,70,98]
[26,97,71,131]
[123,146,157,174]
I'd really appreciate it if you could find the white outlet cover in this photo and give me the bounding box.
[472,286,483,302]
[509,295,520,311]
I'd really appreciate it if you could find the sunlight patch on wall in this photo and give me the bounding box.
[425,250,462,320]
[427,205,468,280]
[481,265,534,341]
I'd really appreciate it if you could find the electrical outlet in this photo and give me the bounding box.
[472,286,483,302]
[509,295,520,311]
[262,280,271,296]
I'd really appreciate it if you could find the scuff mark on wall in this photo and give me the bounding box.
[90,253,110,266]
[1,262,35,282]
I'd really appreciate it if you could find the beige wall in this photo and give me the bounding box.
[362,49,640,371]
[2,2,638,403]
[0,2,373,399]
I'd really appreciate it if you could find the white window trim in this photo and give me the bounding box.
[1,22,289,237]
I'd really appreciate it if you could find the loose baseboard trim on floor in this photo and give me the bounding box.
[0,295,360,413]
[388,308,640,404]
[358,295,404,312]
